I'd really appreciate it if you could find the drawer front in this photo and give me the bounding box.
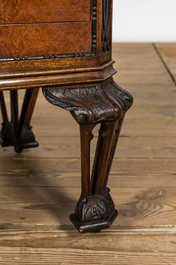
[0,22,92,58]
[0,0,90,23]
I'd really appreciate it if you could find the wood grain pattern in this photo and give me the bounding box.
[155,43,176,82]
[0,157,176,189]
[0,56,98,78]
[0,231,176,264]
[0,0,90,23]
[0,62,117,91]
[0,22,92,59]
[1,136,176,158]
[0,158,175,190]
[0,186,176,229]
[0,0,99,82]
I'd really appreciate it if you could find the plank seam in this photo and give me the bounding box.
[152,43,176,86]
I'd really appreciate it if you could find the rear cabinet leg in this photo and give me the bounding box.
[43,77,133,233]
[15,87,40,152]
[0,88,39,152]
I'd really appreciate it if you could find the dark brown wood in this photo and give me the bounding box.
[0,88,39,152]
[18,88,39,140]
[101,0,112,54]
[90,121,119,194]
[43,77,133,232]
[103,117,124,188]
[15,87,40,152]
[0,0,133,233]
[0,91,8,123]
[10,90,18,131]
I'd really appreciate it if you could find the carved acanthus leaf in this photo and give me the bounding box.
[43,77,133,125]
[76,188,115,222]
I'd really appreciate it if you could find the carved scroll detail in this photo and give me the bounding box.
[103,78,133,112]
[42,77,133,125]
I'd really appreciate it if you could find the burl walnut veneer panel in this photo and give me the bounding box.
[0,22,92,59]
[0,0,90,23]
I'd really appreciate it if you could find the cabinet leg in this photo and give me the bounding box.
[0,88,39,152]
[70,120,119,232]
[15,88,40,152]
[43,77,133,232]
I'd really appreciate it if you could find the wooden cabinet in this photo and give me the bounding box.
[0,0,133,233]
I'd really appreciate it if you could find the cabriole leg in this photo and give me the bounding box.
[43,77,133,233]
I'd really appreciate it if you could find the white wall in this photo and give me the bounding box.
[112,0,176,42]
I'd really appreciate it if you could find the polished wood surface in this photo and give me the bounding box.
[0,22,92,58]
[0,0,91,58]
[0,0,111,84]
[0,0,90,23]
[0,43,175,263]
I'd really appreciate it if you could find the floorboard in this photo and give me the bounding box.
[0,231,176,264]
[155,43,176,82]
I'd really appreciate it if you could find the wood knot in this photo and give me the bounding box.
[136,189,166,200]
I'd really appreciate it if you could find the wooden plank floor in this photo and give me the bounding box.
[0,43,176,264]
